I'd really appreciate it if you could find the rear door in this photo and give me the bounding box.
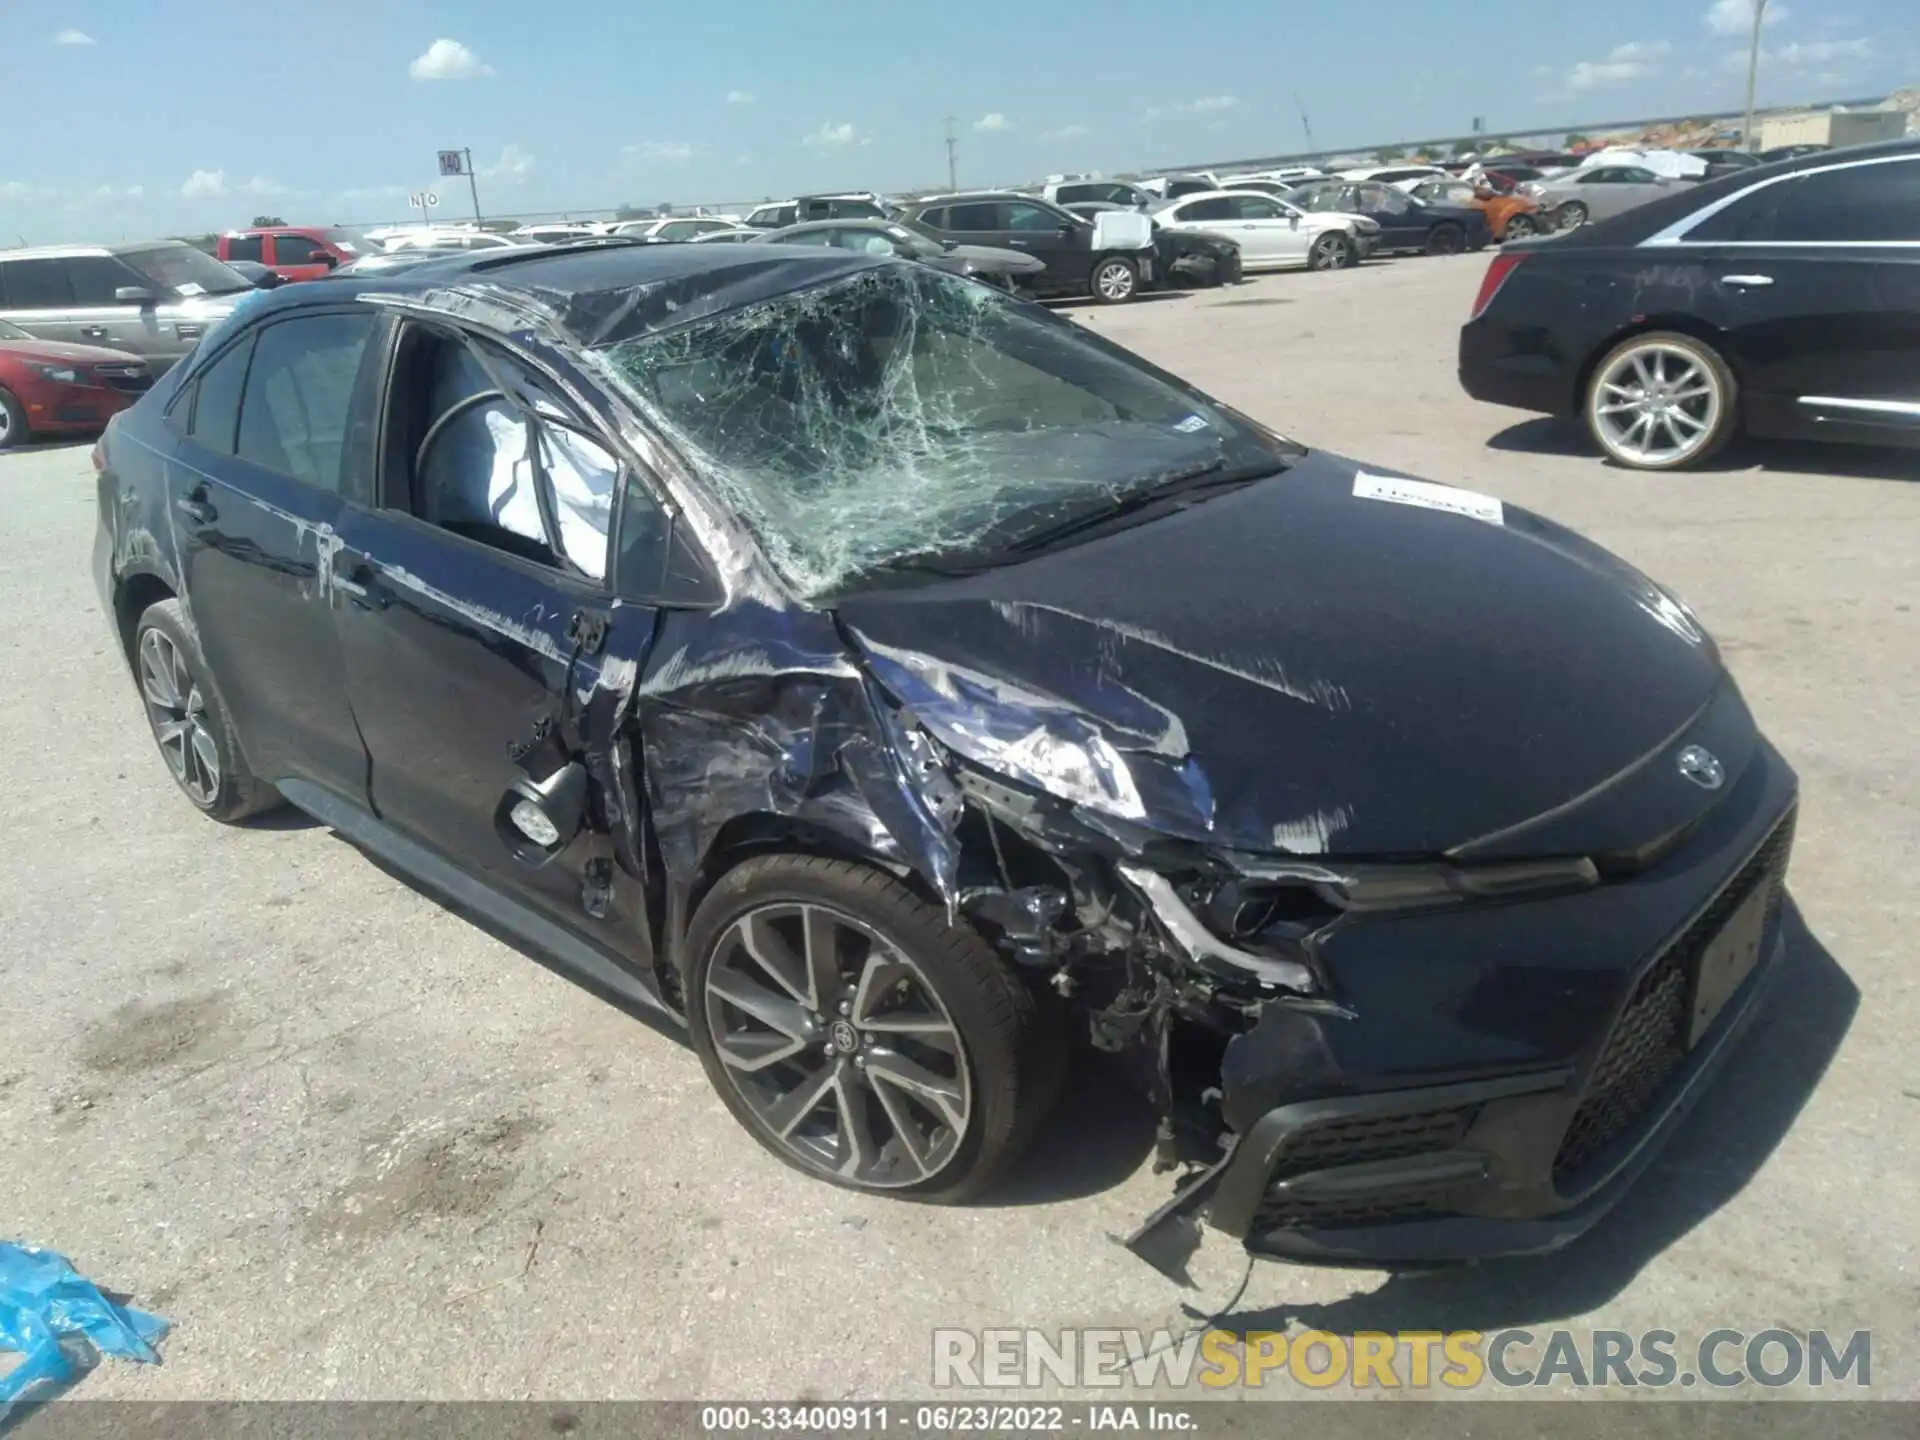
[163,308,378,795]
[1704,155,1920,438]
[328,322,672,949]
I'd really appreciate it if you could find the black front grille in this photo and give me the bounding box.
[94,367,152,393]
[1254,1103,1478,1232]
[1553,809,1796,1186]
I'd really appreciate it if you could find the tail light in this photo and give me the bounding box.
[1469,253,1526,321]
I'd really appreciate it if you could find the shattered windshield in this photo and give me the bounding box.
[598,264,1296,597]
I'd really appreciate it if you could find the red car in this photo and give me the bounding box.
[215,226,368,282]
[0,319,151,450]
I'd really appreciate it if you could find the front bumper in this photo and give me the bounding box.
[17,379,142,434]
[1128,736,1799,1273]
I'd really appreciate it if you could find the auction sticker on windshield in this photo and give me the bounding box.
[1353,472,1504,525]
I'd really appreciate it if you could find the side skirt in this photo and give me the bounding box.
[278,778,686,1039]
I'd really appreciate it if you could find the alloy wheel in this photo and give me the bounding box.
[1557,202,1589,231]
[138,627,221,805]
[1505,214,1537,238]
[1094,261,1135,301]
[1311,234,1352,270]
[0,405,12,442]
[1591,342,1723,468]
[703,903,973,1189]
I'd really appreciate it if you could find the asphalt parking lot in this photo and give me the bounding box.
[3,253,1916,1403]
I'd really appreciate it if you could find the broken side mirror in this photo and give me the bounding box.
[495,759,589,867]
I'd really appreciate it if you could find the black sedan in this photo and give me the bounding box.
[1287,179,1492,254]
[1460,138,1920,471]
[1064,201,1243,288]
[750,218,1044,291]
[93,240,1798,1272]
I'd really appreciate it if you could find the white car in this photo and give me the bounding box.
[511,223,600,244]
[1336,164,1449,188]
[1152,189,1380,271]
[388,229,526,252]
[608,216,751,242]
[1220,166,1325,187]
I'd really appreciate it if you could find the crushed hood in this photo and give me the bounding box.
[837,451,1737,859]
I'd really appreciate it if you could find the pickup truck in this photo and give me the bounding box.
[214,227,370,282]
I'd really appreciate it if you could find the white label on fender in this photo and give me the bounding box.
[1353,473,1504,525]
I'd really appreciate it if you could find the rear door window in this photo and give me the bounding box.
[0,258,74,308]
[1767,159,1920,243]
[187,335,256,454]
[271,234,328,266]
[235,312,379,493]
[1173,197,1234,223]
[225,235,265,263]
[943,203,1004,231]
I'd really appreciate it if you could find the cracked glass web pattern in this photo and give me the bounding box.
[599,265,1262,597]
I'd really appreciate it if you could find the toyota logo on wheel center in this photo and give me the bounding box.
[829,1019,860,1053]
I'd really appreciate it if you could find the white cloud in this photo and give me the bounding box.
[127,185,144,198]
[3,180,51,200]
[1144,106,1163,119]
[1705,0,1785,37]
[1772,36,1872,65]
[53,29,94,46]
[238,175,290,197]
[624,140,697,165]
[339,184,408,202]
[180,169,228,199]
[1176,96,1238,113]
[1043,123,1093,139]
[974,112,1014,133]
[1567,40,1673,92]
[480,144,534,180]
[726,89,756,104]
[408,38,493,81]
[802,121,860,148]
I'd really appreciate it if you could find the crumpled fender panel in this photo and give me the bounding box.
[634,600,965,976]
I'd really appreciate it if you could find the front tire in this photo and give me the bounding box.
[0,388,29,451]
[1307,232,1354,270]
[1584,331,1739,471]
[132,599,282,822]
[685,855,1064,1202]
[1090,256,1138,303]
[1503,212,1539,239]
[1425,222,1465,256]
[1556,201,1590,231]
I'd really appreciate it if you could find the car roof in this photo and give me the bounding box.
[1526,137,1920,250]
[902,191,1036,207]
[0,239,197,260]
[227,239,888,348]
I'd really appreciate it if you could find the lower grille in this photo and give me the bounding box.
[1553,808,1796,1186]
[95,369,152,393]
[1254,1103,1478,1232]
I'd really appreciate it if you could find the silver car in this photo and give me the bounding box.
[0,241,252,375]
[1522,165,1685,230]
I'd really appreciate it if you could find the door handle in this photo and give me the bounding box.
[80,326,111,338]
[1721,274,1774,287]
[174,491,216,524]
[330,554,384,608]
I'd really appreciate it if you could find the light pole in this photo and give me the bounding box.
[1742,0,1768,153]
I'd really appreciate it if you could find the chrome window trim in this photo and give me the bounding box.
[1640,152,1919,248]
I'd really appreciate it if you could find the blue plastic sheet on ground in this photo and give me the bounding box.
[0,1242,168,1425]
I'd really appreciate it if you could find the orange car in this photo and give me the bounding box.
[1410,178,1545,240]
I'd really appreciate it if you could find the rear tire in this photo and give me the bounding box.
[1584,331,1739,472]
[1425,222,1465,256]
[1090,256,1138,303]
[0,388,29,451]
[132,599,283,823]
[685,854,1065,1202]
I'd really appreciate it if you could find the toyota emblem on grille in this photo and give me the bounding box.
[1676,745,1724,790]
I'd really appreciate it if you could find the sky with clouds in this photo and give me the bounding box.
[5,0,1914,242]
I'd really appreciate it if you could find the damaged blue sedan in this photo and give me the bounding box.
[93,239,1799,1275]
